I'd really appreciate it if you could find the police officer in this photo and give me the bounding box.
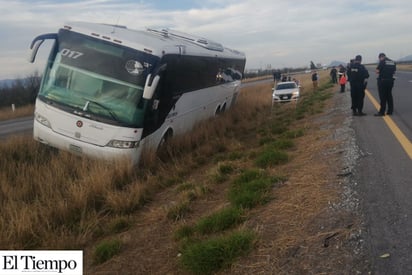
[349,55,369,116]
[347,59,355,109]
[374,53,396,116]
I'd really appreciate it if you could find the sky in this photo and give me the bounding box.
[0,0,411,80]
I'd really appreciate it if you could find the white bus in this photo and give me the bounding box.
[29,22,246,164]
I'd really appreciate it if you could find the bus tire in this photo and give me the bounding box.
[221,103,226,112]
[215,105,221,116]
[157,129,173,152]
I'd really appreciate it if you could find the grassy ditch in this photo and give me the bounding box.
[0,71,335,273]
[175,169,285,274]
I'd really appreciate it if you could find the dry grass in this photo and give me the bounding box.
[0,70,358,274]
[397,63,412,71]
[0,105,34,121]
[0,138,148,249]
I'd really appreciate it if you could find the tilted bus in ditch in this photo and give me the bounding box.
[28,22,246,164]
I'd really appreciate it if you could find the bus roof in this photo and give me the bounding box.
[62,21,245,60]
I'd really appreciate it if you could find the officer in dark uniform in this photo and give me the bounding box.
[347,59,355,109]
[374,53,396,116]
[349,55,369,116]
[330,67,338,84]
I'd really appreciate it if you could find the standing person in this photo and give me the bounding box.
[374,53,396,116]
[346,59,355,109]
[339,73,347,93]
[346,59,354,82]
[330,66,338,84]
[273,69,281,82]
[293,78,300,86]
[349,55,369,116]
[311,70,318,90]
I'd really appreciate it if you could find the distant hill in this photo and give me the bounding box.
[397,55,412,62]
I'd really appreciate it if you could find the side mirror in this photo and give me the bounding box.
[28,39,44,63]
[28,33,57,63]
[142,63,167,100]
[142,74,160,100]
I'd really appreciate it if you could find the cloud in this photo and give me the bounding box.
[0,0,411,79]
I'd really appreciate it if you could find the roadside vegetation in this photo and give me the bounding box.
[0,104,34,121]
[397,63,412,71]
[1,70,342,274]
[0,73,39,120]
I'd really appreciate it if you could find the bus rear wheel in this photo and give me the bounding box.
[215,103,226,116]
[157,129,173,153]
[221,103,226,112]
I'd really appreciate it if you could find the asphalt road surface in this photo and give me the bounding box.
[0,116,33,139]
[352,67,412,274]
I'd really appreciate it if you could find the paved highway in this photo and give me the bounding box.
[352,67,412,274]
[0,116,33,139]
[366,68,412,141]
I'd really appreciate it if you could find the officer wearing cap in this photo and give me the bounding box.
[374,53,396,116]
[348,55,369,116]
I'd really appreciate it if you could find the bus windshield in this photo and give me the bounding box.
[39,29,159,127]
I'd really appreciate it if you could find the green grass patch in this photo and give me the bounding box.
[179,230,255,274]
[175,225,195,240]
[255,149,289,168]
[175,207,245,241]
[211,162,236,184]
[227,151,245,161]
[282,128,305,139]
[228,170,274,209]
[271,138,295,150]
[259,136,275,146]
[218,163,235,175]
[270,124,288,135]
[93,239,122,264]
[212,172,229,184]
[293,83,334,119]
[195,207,245,235]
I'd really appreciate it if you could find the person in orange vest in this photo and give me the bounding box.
[339,73,347,93]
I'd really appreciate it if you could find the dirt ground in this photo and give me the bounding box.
[85,84,368,275]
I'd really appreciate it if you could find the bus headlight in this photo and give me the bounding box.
[35,112,51,128]
[107,140,140,149]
